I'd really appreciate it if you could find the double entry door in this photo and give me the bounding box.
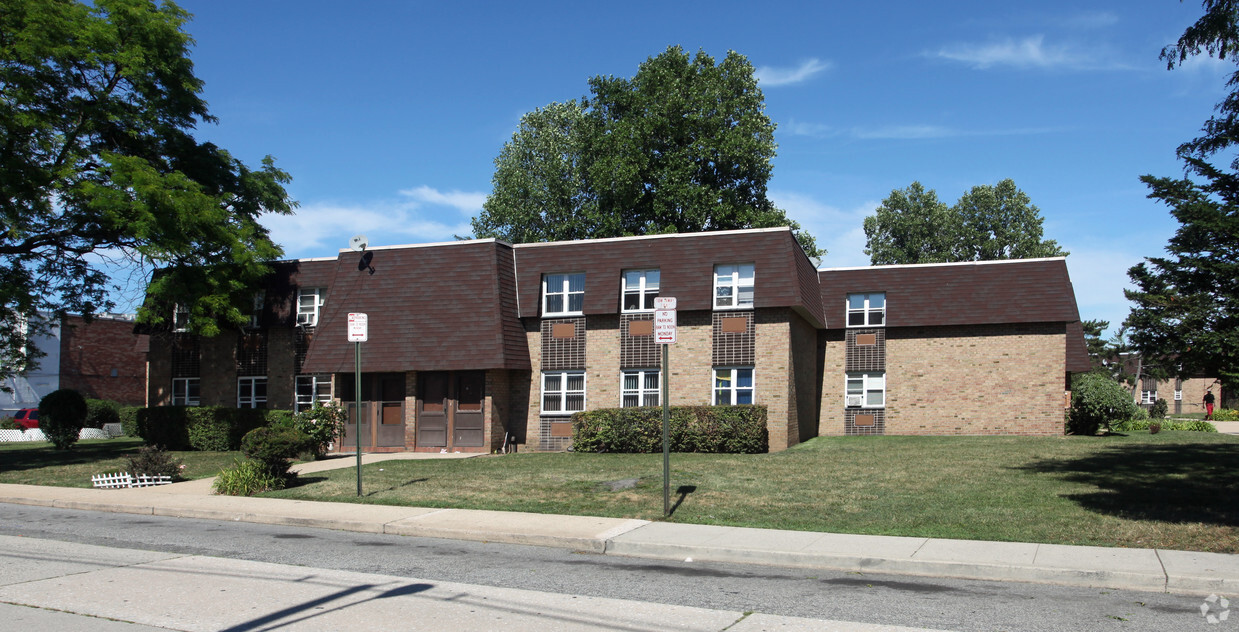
[341,373,406,451]
[417,371,484,449]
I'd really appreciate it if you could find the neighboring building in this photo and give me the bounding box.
[1,313,148,415]
[1115,353,1222,415]
[145,227,1090,452]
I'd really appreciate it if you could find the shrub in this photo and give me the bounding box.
[1149,422,1162,434]
[1069,373,1140,435]
[39,389,87,449]
[134,406,291,451]
[241,425,314,479]
[0,417,19,431]
[84,399,121,429]
[212,458,287,496]
[573,405,768,453]
[1213,408,1239,421]
[127,445,185,479]
[119,406,141,437]
[1109,418,1218,433]
[290,403,347,458]
[1150,398,1168,420]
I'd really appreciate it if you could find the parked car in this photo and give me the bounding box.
[12,408,38,429]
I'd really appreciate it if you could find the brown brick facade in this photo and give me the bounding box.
[58,315,148,406]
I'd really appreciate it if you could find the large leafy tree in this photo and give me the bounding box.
[1125,1,1239,393]
[863,178,1066,265]
[471,46,821,257]
[0,0,294,380]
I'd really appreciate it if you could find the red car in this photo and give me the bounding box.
[12,408,38,429]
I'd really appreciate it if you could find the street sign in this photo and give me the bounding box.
[347,312,368,342]
[653,297,677,310]
[654,308,676,344]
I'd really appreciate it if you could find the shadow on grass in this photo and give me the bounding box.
[0,439,144,473]
[1019,442,1239,526]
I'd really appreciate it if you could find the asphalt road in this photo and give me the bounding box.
[0,504,1220,631]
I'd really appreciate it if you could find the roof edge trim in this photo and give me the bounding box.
[333,238,506,254]
[818,256,1067,272]
[512,226,791,249]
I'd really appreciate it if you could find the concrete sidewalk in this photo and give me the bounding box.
[1,452,1235,598]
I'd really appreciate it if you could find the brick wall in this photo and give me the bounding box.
[1148,376,1222,415]
[585,314,620,408]
[199,331,238,407]
[790,311,820,444]
[755,309,791,450]
[885,323,1067,435]
[267,328,296,409]
[57,316,148,406]
[818,330,846,436]
[147,334,172,406]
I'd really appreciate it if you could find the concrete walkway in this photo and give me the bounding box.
[1,452,1235,598]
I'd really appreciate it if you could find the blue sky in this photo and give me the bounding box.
[165,1,1228,334]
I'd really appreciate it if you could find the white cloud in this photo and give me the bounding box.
[261,185,486,259]
[771,191,876,267]
[785,119,1061,140]
[932,35,1128,70]
[755,58,832,87]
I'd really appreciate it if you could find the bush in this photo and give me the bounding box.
[1069,373,1141,435]
[240,425,314,479]
[84,399,121,429]
[1149,422,1162,434]
[1109,418,1218,433]
[119,406,141,437]
[38,389,87,449]
[573,405,768,453]
[1150,398,1168,420]
[290,403,347,458]
[134,406,292,451]
[0,417,19,431]
[127,445,185,479]
[1213,408,1239,421]
[212,458,287,496]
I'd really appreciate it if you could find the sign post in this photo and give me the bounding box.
[654,297,676,516]
[348,313,368,496]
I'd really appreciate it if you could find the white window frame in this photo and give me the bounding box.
[1174,389,1183,401]
[295,375,333,412]
[296,287,326,326]
[713,263,755,310]
[238,376,268,409]
[621,269,660,313]
[620,369,661,407]
[248,292,265,329]
[846,372,886,408]
[847,293,886,328]
[172,377,200,407]
[1140,390,1157,405]
[172,304,190,332]
[542,370,585,415]
[713,367,755,405]
[543,273,585,317]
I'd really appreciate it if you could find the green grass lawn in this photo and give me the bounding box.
[264,431,1239,553]
[0,438,240,487]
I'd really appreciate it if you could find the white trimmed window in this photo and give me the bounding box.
[238,377,268,409]
[713,367,754,405]
[1174,389,1183,401]
[621,369,660,407]
[714,263,755,309]
[173,304,190,332]
[296,287,326,326]
[846,372,885,408]
[295,375,333,412]
[622,269,660,312]
[543,273,585,316]
[1141,390,1157,405]
[248,292,265,328]
[847,293,886,327]
[542,371,585,415]
[172,377,200,406]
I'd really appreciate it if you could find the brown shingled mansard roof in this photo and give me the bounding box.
[299,239,529,374]
[513,227,825,328]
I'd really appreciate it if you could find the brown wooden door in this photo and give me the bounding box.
[376,375,406,447]
[453,371,485,447]
[417,372,448,447]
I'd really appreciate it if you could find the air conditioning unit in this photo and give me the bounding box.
[846,395,863,407]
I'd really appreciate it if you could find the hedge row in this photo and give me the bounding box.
[132,406,293,451]
[1109,418,1218,433]
[572,405,768,454]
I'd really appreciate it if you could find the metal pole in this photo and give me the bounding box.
[662,343,670,517]
[355,340,362,497]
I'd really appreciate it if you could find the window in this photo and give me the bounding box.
[1141,390,1157,405]
[238,377,268,409]
[847,293,885,327]
[713,367,754,405]
[714,264,755,309]
[542,371,585,414]
[543,273,585,316]
[296,287,326,326]
[248,292,265,329]
[621,369,660,407]
[1174,389,1183,401]
[846,372,885,408]
[295,375,333,412]
[173,304,190,332]
[172,377,200,406]
[622,269,660,312]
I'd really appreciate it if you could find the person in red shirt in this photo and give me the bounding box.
[1203,390,1216,420]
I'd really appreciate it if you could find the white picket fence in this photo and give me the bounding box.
[91,472,173,489]
[0,426,125,443]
